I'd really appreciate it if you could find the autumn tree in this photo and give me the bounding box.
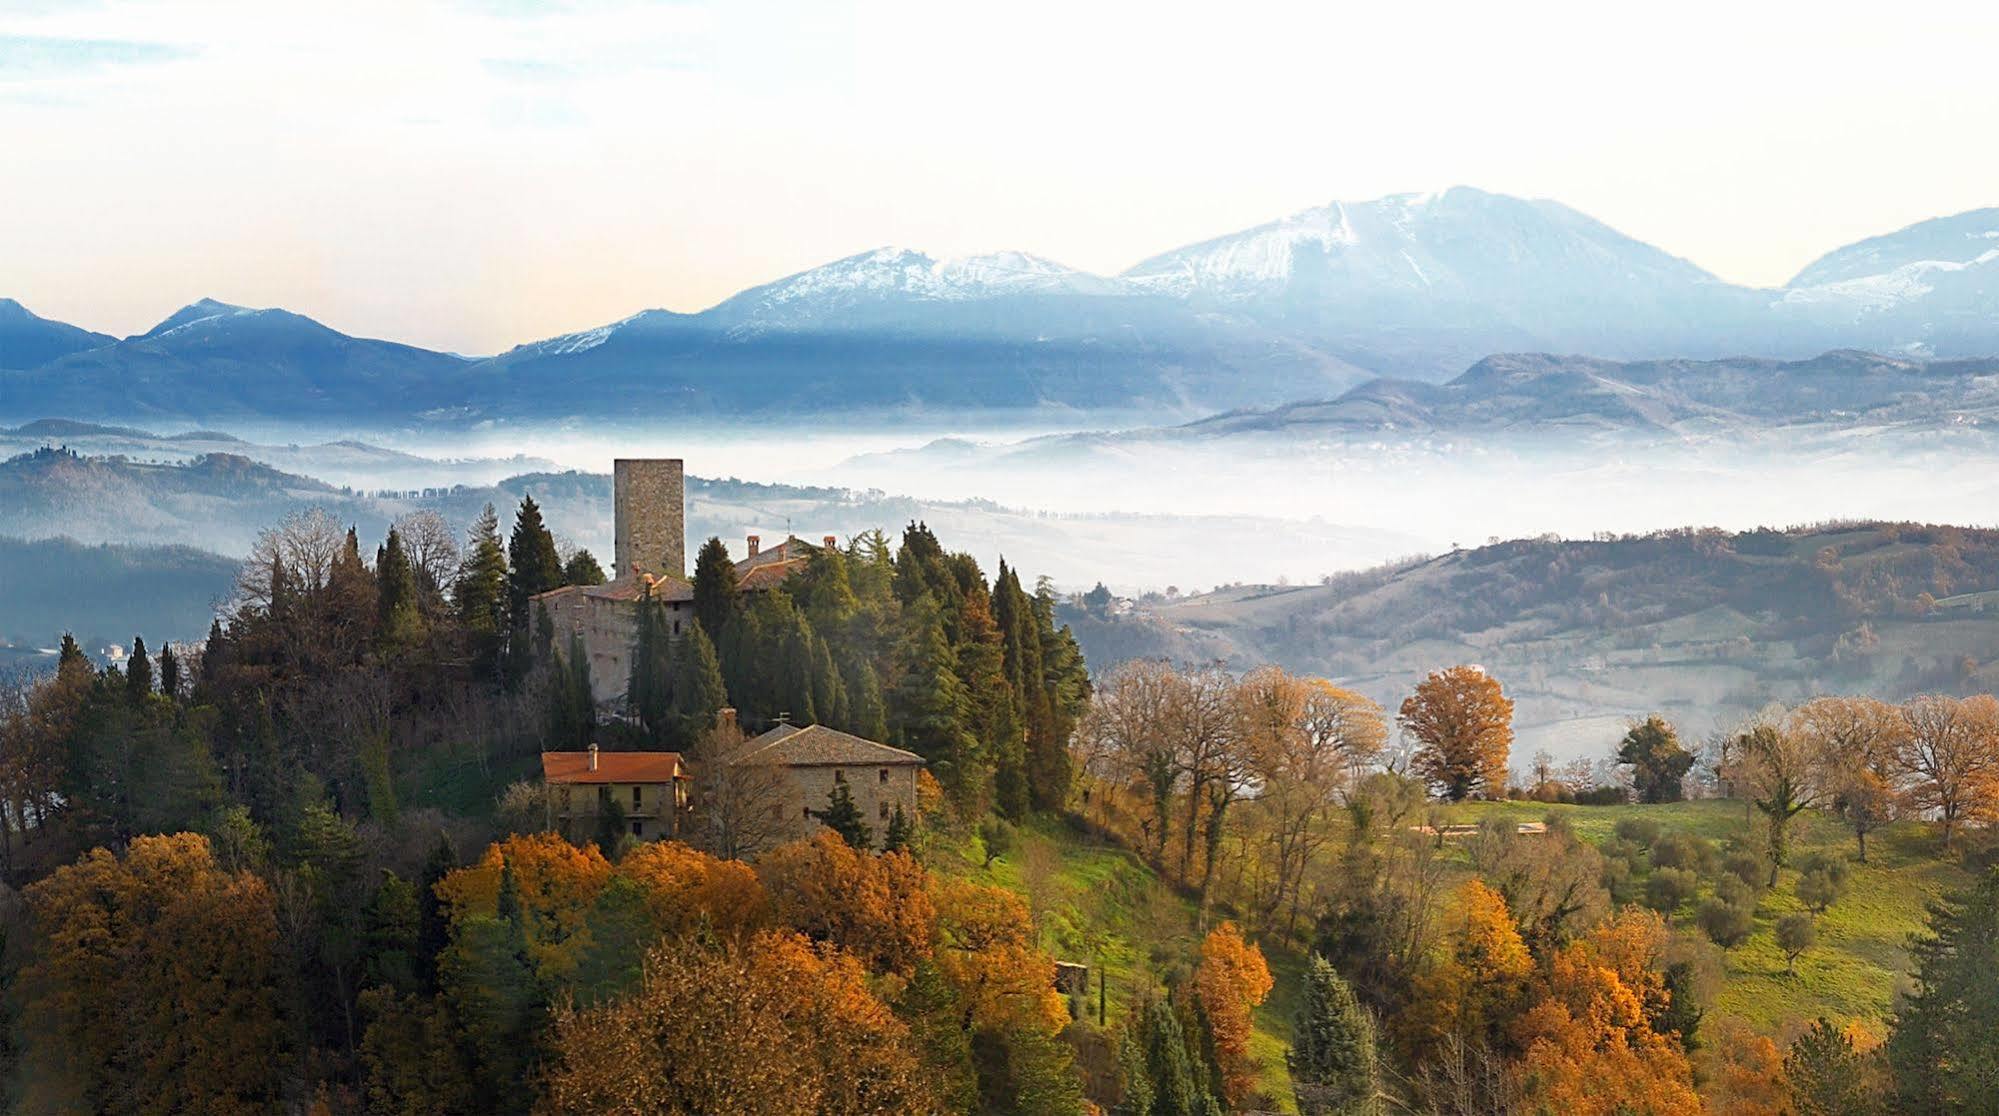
[19,833,288,1115]
[1728,719,1825,884]
[1251,678,1385,940]
[1896,693,1999,848]
[1399,665,1513,801]
[1616,715,1694,803]
[759,830,934,974]
[1195,921,1275,1106]
[538,930,940,1115]
[1794,695,1907,862]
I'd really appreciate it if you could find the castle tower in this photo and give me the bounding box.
[613,458,685,580]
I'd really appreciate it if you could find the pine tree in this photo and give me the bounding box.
[691,536,741,643]
[545,630,595,751]
[157,644,180,702]
[125,637,152,702]
[506,494,564,632]
[1288,955,1380,1115]
[813,778,874,849]
[58,631,84,667]
[455,504,510,679]
[958,585,1026,818]
[1888,868,1999,1111]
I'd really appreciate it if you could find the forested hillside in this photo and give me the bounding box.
[0,536,236,651]
[1066,522,1999,760]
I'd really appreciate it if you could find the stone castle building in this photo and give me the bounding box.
[534,458,834,707]
[728,722,925,850]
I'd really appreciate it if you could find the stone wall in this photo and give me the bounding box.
[767,763,921,849]
[541,588,695,706]
[613,458,685,579]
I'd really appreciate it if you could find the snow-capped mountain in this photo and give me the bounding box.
[0,298,113,370]
[8,189,1999,425]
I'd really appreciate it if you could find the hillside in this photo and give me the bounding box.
[0,535,238,653]
[1063,522,1999,761]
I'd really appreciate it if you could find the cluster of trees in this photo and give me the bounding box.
[627,524,1089,823]
[0,499,1098,1111]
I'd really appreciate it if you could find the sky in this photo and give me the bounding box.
[3,0,1997,355]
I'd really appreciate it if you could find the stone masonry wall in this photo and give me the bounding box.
[613,458,685,579]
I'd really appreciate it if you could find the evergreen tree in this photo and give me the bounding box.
[58,631,85,667]
[813,778,874,849]
[415,832,458,993]
[996,562,1066,811]
[668,620,728,741]
[1288,955,1380,1115]
[887,593,979,807]
[1141,997,1208,1116]
[883,803,914,853]
[440,867,544,1115]
[691,536,741,643]
[506,493,565,632]
[959,585,1026,818]
[1617,715,1696,803]
[562,548,606,586]
[546,629,596,751]
[157,643,180,702]
[1888,868,1999,1112]
[328,526,380,657]
[376,526,426,650]
[627,597,674,743]
[455,504,510,678]
[1788,1017,1878,1116]
[125,636,152,702]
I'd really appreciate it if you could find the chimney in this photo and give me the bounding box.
[746,534,760,557]
[613,459,686,580]
[823,535,837,550]
[718,707,737,731]
[587,742,599,772]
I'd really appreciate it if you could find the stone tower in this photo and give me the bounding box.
[613,458,685,580]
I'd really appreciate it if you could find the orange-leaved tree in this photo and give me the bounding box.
[538,929,941,1115]
[759,829,935,974]
[1194,921,1276,1107]
[20,833,287,1116]
[1400,665,1514,800]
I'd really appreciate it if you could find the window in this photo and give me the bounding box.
[560,787,572,809]
[597,786,610,808]
[879,768,889,784]
[802,806,812,819]
[631,820,643,837]
[672,620,681,635]
[833,768,845,783]
[632,785,643,809]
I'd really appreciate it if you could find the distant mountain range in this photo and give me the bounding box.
[4,188,1998,425]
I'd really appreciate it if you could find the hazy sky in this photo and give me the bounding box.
[4,0,1997,354]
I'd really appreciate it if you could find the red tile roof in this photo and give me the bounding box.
[542,750,687,784]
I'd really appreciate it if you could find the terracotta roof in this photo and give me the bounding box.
[733,724,926,767]
[542,750,687,784]
[735,536,819,575]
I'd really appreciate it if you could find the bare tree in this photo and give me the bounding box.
[686,718,790,860]
[237,507,346,609]
[394,509,460,596]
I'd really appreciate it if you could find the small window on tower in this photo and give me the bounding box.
[879,768,889,783]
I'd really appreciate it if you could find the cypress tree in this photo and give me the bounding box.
[157,644,180,702]
[1888,868,1999,1111]
[883,804,914,853]
[668,620,728,742]
[377,526,426,651]
[1288,955,1380,1116]
[887,593,979,806]
[506,494,564,631]
[58,631,85,667]
[125,637,153,702]
[627,597,673,743]
[691,536,740,643]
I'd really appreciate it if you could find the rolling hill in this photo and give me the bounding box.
[1061,522,1999,763]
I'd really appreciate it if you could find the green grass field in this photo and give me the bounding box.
[932,798,1974,1112]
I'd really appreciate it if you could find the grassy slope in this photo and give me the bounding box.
[929,800,1971,1112]
[1431,799,1970,1035]
[930,815,1307,1113]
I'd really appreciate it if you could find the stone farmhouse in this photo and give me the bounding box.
[541,743,690,841]
[728,721,925,850]
[533,457,837,707]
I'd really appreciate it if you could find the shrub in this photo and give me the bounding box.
[1715,874,1759,910]
[1614,817,1663,847]
[1723,850,1767,890]
[1651,832,1718,875]
[1776,913,1817,974]
[1646,868,1700,917]
[1575,785,1629,806]
[1796,860,1849,914]
[1698,896,1755,948]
